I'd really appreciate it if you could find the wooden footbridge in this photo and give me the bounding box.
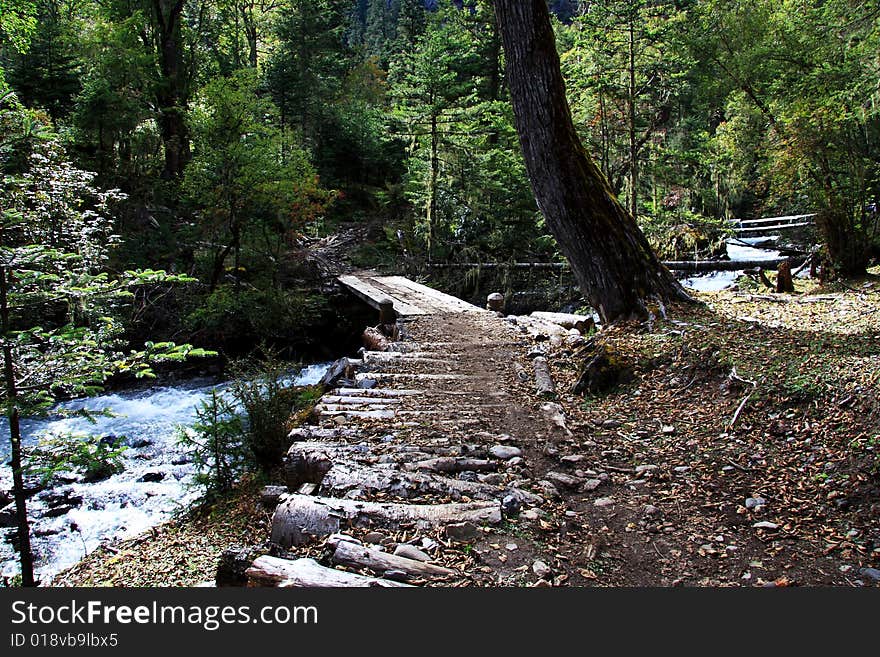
[236,272,593,587]
[337,271,487,317]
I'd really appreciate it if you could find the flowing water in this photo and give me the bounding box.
[0,363,330,583]
[679,237,785,292]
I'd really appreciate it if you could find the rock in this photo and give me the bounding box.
[745,497,767,510]
[505,543,518,551]
[532,560,552,579]
[477,473,505,486]
[501,493,522,516]
[594,497,614,508]
[358,378,378,389]
[444,521,479,542]
[520,509,542,521]
[216,546,267,586]
[486,292,505,312]
[560,454,586,464]
[858,567,880,582]
[332,415,348,426]
[363,532,385,545]
[673,466,691,473]
[393,544,430,562]
[752,521,779,530]
[506,457,524,468]
[535,480,561,499]
[582,479,602,491]
[128,438,153,449]
[634,464,658,474]
[489,445,522,460]
[644,504,660,516]
[260,486,288,506]
[171,455,192,466]
[138,471,165,483]
[601,419,621,429]
[0,504,16,528]
[545,471,582,489]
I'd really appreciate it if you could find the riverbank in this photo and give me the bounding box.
[50,275,880,587]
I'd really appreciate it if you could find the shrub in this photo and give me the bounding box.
[176,389,245,496]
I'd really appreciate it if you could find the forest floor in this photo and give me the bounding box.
[54,273,880,587]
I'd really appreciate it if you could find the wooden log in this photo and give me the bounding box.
[410,457,497,474]
[533,357,556,399]
[529,311,594,333]
[270,494,502,548]
[665,257,807,272]
[363,326,391,351]
[247,556,412,588]
[284,447,333,489]
[331,540,455,579]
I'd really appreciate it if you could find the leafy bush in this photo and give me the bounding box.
[228,352,322,473]
[25,433,127,484]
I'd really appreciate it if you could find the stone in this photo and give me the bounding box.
[858,567,880,582]
[545,471,582,489]
[138,471,165,483]
[501,493,522,516]
[582,479,602,491]
[594,497,614,508]
[506,457,524,468]
[0,504,17,528]
[532,560,552,579]
[486,292,505,312]
[393,544,430,562]
[260,486,288,506]
[601,419,622,429]
[535,480,561,499]
[634,464,658,474]
[745,497,767,510]
[560,454,586,464]
[171,455,191,466]
[505,543,518,551]
[644,504,660,516]
[382,570,410,582]
[520,509,542,521]
[752,521,779,530]
[489,445,522,460]
[363,531,385,545]
[358,378,377,389]
[673,466,691,473]
[444,521,479,542]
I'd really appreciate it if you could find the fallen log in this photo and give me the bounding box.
[529,311,594,333]
[270,494,502,548]
[246,556,412,588]
[284,442,506,501]
[410,457,497,474]
[666,256,807,272]
[363,326,392,351]
[533,357,556,399]
[331,540,455,579]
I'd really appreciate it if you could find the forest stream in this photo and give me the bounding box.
[0,363,331,584]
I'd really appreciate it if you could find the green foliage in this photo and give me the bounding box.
[184,284,326,352]
[183,68,334,290]
[25,432,127,484]
[176,389,244,496]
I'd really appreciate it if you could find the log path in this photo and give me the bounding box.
[242,276,592,587]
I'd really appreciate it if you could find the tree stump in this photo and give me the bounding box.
[776,260,795,293]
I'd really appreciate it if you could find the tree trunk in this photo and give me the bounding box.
[154,0,190,179]
[815,209,867,276]
[492,0,691,323]
[1,262,35,587]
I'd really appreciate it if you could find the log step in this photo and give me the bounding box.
[247,556,413,588]
[270,494,502,548]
